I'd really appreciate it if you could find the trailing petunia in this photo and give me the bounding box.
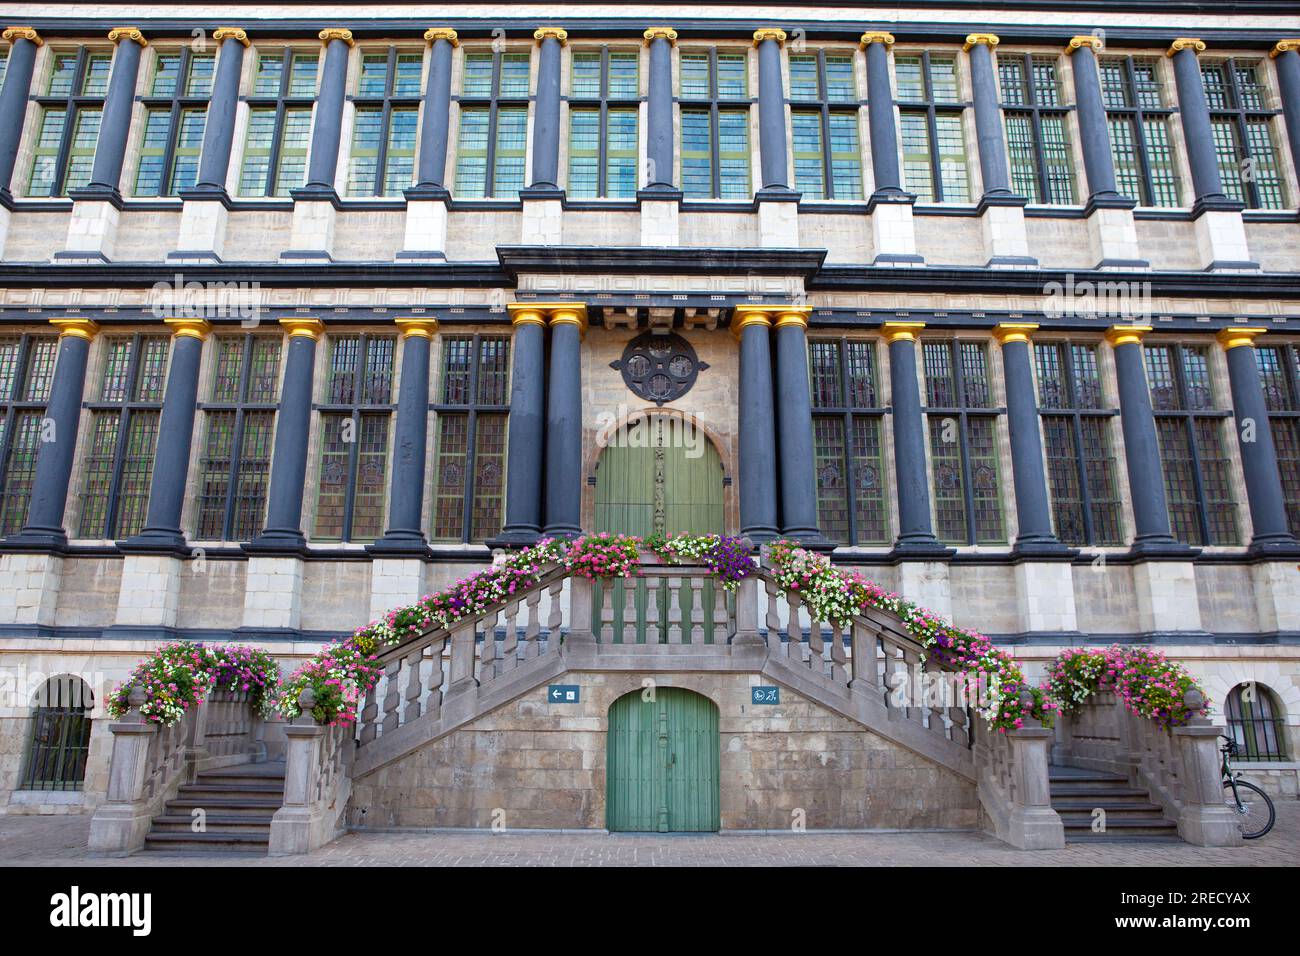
[106,642,282,726]
[1042,644,1210,729]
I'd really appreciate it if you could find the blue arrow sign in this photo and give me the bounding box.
[752,686,780,705]
[548,684,580,704]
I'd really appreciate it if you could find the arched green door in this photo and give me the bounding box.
[606,687,720,832]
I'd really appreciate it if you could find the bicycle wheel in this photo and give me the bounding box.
[1223,779,1275,839]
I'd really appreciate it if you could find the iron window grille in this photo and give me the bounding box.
[1224,683,1290,761]
[997,52,1077,204]
[431,334,510,543]
[1033,341,1124,546]
[809,338,889,545]
[895,51,971,202]
[1098,56,1181,207]
[566,46,641,199]
[678,46,752,199]
[27,46,112,196]
[195,334,282,541]
[346,46,424,197]
[1254,343,1300,538]
[237,47,319,197]
[922,339,1006,545]
[134,47,214,196]
[788,49,863,200]
[78,334,170,539]
[313,333,396,542]
[1200,59,1287,209]
[0,334,58,536]
[1143,343,1238,546]
[454,47,531,198]
[21,676,93,792]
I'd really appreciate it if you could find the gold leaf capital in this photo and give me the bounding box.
[2,26,42,47]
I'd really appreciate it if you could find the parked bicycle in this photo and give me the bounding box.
[1221,736,1275,839]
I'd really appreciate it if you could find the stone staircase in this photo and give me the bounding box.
[142,761,285,853]
[1048,765,1181,844]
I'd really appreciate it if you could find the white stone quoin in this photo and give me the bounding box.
[1192,209,1257,271]
[898,561,953,621]
[0,553,65,626]
[1251,561,1300,634]
[400,200,449,259]
[757,200,799,247]
[870,202,922,265]
[639,198,679,246]
[1012,561,1078,633]
[1085,206,1143,267]
[521,198,563,245]
[286,200,337,260]
[369,558,424,622]
[1132,560,1203,634]
[980,203,1032,266]
[242,556,306,630]
[173,200,229,261]
[59,200,122,261]
[114,555,184,628]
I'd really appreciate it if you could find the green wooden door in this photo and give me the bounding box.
[606,687,720,832]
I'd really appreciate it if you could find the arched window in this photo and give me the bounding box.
[1225,683,1289,762]
[22,676,94,791]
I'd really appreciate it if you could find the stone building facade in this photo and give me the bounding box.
[0,1,1298,822]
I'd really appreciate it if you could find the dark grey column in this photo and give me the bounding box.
[78,29,146,200]
[1273,42,1300,204]
[0,27,41,202]
[1066,37,1125,204]
[412,29,457,192]
[190,28,248,194]
[885,324,946,555]
[6,320,97,550]
[735,309,778,541]
[861,33,906,200]
[370,319,437,555]
[247,320,321,552]
[995,325,1070,556]
[1108,327,1193,556]
[773,310,832,548]
[302,29,352,194]
[120,321,210,554]
[965,35,1016,200]
[1168,39,1234,210]
[754,29,792,194]
[1219,330,1300,555]
[491,309,547,546]
[543,307,585,538]
[643,27,677,192]
[527,28,565,193]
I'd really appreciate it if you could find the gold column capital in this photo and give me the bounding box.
[1271,39,1300,58]
[643,27,678,46]
[164,318,214,340]
[1104,324,1153,347]
[2,26,43,47]
[424,28,459,47]
[394,317,439,339]
[547,304,587,338]
[774,306,813,331]
[212,27,250,47]
[752,28,787,47]
[992,322,1039,346]
[506,304,548,328]
[859,32,895,49]
[534,27,569,45]
[730,305,773,341]
[1216,326,1268,350]
[279,317,325,340]
[880,321,926,344]
[963,33,999,52]
[1065,35,1103,54]
[318,28,355,47]
[1167,38,1206,58]
[107,27,147,47]
[49,317,100,341]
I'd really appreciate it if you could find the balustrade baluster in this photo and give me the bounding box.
[807,614,825,674]
[381,658,403,733]
[712,583,729,645]
[764,579,782,640]
[785,594,803,662]
[849,621,878,692]
[600,582,615,643]
[359,684,380,743]
[500,600,520,671]
[404,648,424,722]
[645,574,661,644]
[828,621,848,684]
[616,580,633,644]
[689,577,705,644]
[523,591,542,659]
[479,615,499,683]
[425,638,445,718]
[546,580,565,650]
[667,577,683,644]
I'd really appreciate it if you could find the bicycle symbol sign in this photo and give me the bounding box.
[751,686,780,705]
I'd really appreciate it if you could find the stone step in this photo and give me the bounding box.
[149,814,274,833]
[1059,815,1179,837]
[175,783,285,803]
[1048,771,1127,784]
[1065,831,1186,845]
[1049,785,1153,801]
[195,768,286,786]
[1051,799,1165,815]
[142,830,270,850]
[165,796,284,814]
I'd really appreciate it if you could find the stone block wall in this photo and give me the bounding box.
[349,671,980,831]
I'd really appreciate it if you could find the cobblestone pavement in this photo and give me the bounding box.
[2,803,1296,866]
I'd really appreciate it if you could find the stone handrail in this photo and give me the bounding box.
[89,686,265,855]
[1053,687,1242,846]
[270,688,354,855]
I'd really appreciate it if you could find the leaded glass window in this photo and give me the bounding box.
[896,53,971,202]
[431,335,510,543]
[455,50,531,198]
[238,50,317,197]
[133,48,213,196]
[195,336,282,541]
[810,339,888,546]
[1255,344,1300,538]
[0,335,58,535]
[28,48,111,196]
[789,51,863,200]
[567,48,640,199]
[998,53,1077,204]
[1144,343,1238,545]
[923,340,1005,545]
[78,335,169,539]
[313,334,396,542]
[1099,56,1181,206]
[1034,342,1124,546]
[679,48,753,199]
[346,48,423,197]
[1200,60,1287,209]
